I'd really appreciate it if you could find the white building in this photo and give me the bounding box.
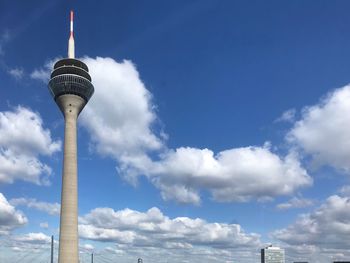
[261,246,285,263]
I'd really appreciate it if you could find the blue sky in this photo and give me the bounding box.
[2,1,350,262]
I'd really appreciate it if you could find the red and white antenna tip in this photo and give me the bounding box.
[70,10,74,36]
[68,10,75,58]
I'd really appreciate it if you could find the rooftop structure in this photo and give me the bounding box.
[261,246,285,263]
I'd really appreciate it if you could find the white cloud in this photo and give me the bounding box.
[273,195,350,249]
[338,185,350,196]
[156,183,201,204]
[273,194,350,262]
[79,206,261,252]
[76,57,311,204]
[0,233,52,262]
[76,206,264,262]
[30,69,49,83]
[12,232,51,244]
[104,246,124,255]
[8,68,24,79]
[145,146,312,204]
[275,108,296,123]
[10,197,60,215]
[39,222,48,229]
[0,151,52,185]
[0,106,59,156]
[276,197,314,210]
[0,193,27,235]
[81,243,94,251]
[94,244,258,263]
[0,106,61,185]
[30,57,61,83]
[81,57,163,159]
[283,245,350,263]
[288,85,350,172]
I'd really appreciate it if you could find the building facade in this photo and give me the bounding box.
[261,246,285,263]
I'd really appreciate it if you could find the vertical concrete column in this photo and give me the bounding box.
[57,95,85,263]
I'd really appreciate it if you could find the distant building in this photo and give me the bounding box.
[138,258,143,263]
[261,246,285,263]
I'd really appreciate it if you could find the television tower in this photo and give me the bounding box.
[48,11,94,263]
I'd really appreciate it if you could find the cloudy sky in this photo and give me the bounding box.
[1,0,350,262]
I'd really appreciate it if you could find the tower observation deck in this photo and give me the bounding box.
[47,11,94,263]
[48,58,94,105]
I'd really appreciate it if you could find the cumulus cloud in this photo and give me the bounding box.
[0,106,61,185]
[12,232,51,244]
[281,244,347,263]
[146,146,312,203]
[273,194,350,262]
[4,232,53,255]
[30,69,49,83]
[30,57,61,83]
[288,85,350,172]
[77,206,263,262]
[76,57,311,204]
[276,197,314,210]
[79,206,261,251]
[0,232,54,262]
[273,195,350,249]
[0,193,27,235]
[81,243,94,251]
[0,152,52,185]
[95,244,257,263]
[10,197,60,215]
[81,57,163,158]
[338,185,350,196]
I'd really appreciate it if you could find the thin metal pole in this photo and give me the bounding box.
[91,253,93,263]
[51,235,54,263]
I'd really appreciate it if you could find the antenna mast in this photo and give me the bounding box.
[68,10,75,58]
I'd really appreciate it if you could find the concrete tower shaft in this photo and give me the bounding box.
[55,94,84,263]
[47,11,94,263]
